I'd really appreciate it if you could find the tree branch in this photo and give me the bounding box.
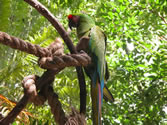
[150,9,167,25]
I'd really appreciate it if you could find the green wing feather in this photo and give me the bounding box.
[89,26,106,81]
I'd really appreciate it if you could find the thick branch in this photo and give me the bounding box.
[76,67,86,114]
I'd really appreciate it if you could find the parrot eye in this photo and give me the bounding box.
[68,14,79,29]
[68,14,73,20]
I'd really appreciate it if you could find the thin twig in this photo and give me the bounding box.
[150,9,167,25]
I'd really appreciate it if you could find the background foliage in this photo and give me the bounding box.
[0,0,167,124]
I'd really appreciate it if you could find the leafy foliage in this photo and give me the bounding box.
[0,0,167,124]
[0,94,33,124]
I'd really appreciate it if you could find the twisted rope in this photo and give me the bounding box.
[22,75,37,100]
[22,75,46,106]
[65,108,86,125]
[39,52,91,69]
[0,31,50,57]
[46,37,64,57]
[47,86,67,125]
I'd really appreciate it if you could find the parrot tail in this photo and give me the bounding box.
[91,80,102,125]
[103,84,114,103]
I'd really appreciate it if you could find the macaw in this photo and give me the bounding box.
[68,14,114,125]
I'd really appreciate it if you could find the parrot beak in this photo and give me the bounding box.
[69,24,72,30]
[68,20,73,30]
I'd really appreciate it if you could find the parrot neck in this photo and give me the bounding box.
[77,23,95,39]
[77,28,91,39]
[76,14,95,39]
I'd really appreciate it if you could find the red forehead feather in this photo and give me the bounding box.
[68,14,73,20]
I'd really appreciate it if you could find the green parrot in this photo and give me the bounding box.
[68,14,114,125]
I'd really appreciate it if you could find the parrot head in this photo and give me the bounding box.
[68,14,95,38]
[68,14,80,30]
